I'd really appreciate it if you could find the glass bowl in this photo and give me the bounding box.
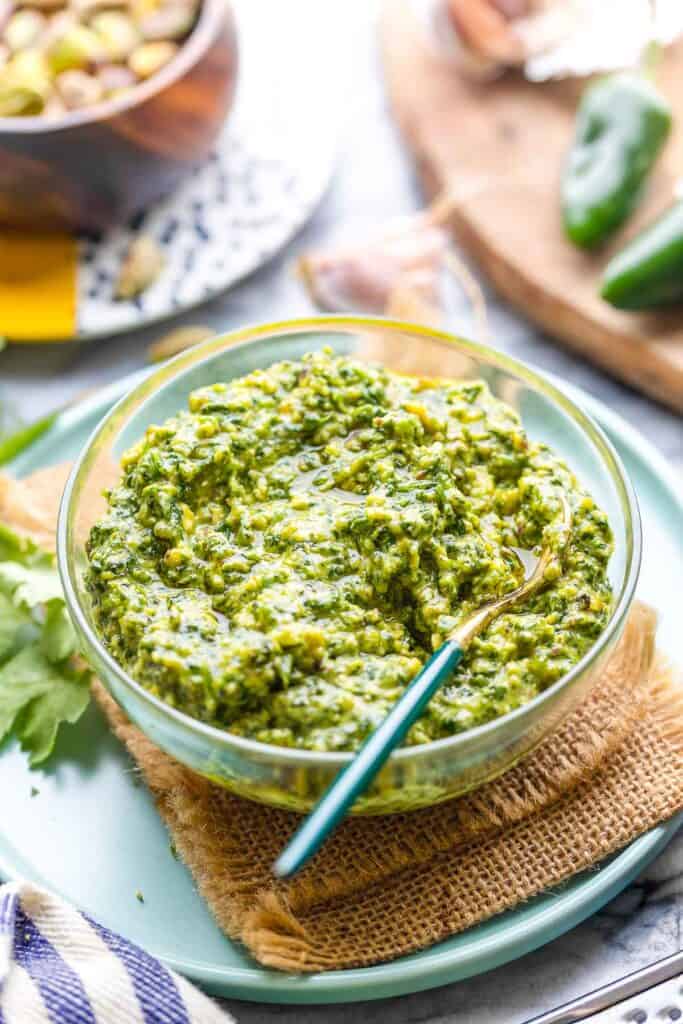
[57,317,641,814]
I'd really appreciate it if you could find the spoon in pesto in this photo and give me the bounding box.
[274,496,572,879]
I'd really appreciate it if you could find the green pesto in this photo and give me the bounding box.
[86,350,613,751]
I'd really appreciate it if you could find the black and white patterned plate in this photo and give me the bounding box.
[75,0,337,340]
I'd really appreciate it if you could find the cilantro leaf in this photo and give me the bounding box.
[16,665,89,766]
[41,602,77,664]
[0,644,90,765]
[0,523,52,567]
[0,518,90,766]
[0,645,59,742]
[0,561,64,609]
[0,591,30,662]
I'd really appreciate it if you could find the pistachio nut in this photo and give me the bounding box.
[127,37,175,78]
[0,66,44,114]
[115,234,165,299]
[56,66,103,106]
[91,9,138,60]
[9,47,51,93]
[4,9,46,52]
[139,2,195,41]
[73,0,130,16]
[41,10,77,47]
[0,0,199,115]
[43,90,67,115]
[96,59,134,92]
[47,22,103,72]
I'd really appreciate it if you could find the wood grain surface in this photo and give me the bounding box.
[380,0,683,412]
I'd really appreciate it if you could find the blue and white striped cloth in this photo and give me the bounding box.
[0,882,231,1024]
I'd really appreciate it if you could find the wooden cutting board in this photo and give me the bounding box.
[380,1,683,413]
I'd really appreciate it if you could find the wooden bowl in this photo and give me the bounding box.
[0,0,238,233]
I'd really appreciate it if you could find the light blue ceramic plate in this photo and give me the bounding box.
[0,369,681,1005]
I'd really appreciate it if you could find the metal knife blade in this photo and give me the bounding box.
[525,951,683,1023]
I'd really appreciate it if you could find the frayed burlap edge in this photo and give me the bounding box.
[239,648,683,971]
[94,604,653,926]
[92,601,683,970]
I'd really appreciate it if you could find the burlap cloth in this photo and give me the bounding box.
[91,605,683,973]
[2,468,682,974]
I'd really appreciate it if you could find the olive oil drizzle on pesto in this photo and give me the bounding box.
[86,350,613,751]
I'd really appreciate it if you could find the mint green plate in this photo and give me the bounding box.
[1,369,681,1004]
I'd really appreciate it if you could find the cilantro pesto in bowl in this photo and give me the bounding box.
[59,318,640,812]
[86,350,612,752]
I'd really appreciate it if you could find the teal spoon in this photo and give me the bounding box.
[274,501,570,879]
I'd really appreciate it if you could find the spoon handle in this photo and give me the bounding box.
[273,639,463,879]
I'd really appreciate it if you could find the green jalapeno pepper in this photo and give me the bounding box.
[561,71,672,249]
[601,199,683,309]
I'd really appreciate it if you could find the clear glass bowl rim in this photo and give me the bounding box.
[57,315,642,768]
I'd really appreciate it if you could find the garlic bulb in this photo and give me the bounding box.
[420,0,683,82]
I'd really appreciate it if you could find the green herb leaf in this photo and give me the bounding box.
[0,644,90,765]
[0,523,52,566]
[42,602,77,664]
[0,561,64,609]
[17,665,89,766]
[0,591,29,662]
[0,645,57,741]
[0,411,58,467]
[0,521,90,765]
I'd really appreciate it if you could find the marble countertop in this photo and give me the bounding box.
[1,4,681,1020]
